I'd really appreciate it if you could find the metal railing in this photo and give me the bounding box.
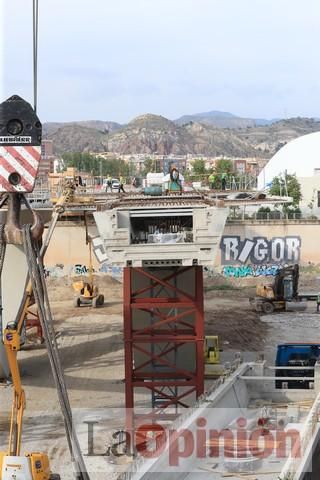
[118,357,244,480]
[184,174,258,191]
[279,390,320,479]
[227,211,319,221]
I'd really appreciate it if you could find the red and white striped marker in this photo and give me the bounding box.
[0,145,41,193]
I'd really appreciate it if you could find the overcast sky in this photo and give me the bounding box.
[1,0,320,123]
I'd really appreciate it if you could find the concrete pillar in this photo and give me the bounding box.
[0,245,28,379]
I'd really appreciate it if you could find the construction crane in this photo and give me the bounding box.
[0,179,88,479]
[0,94,90,480]
[0,95,56,479]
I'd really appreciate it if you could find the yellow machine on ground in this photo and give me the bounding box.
[72,215,104,308]
[250,264,306,314]
[204,336,225,377]
[0,284,58,480]
[204,336,220,364]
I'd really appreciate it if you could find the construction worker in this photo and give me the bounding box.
[105,174,112,192]
[221,172,227,190]
[316,293,320,313]
[208,173,216,190]
[119,176,125,193]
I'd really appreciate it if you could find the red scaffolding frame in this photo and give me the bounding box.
[124,265,204,435]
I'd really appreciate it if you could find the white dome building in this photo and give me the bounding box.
[258,131,320,216]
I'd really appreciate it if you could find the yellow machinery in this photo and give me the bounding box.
[204,336,225,377]
[72,215,104,308]
[252,282,286,314]
[204,336,220,364]
[50,176,94,207]
[0,284,57,480]
[250,264,306,314]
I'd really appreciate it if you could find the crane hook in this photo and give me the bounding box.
[3,194,44,245]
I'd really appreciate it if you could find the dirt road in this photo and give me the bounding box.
[1,272,320,478]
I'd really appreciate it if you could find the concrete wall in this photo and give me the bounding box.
[299,175,320,216]
[43,220,320,278]
[45,225,95,267]
[217,220,320,265]
[44,224,123,279]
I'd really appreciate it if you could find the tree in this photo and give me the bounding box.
[269,174,302,206]
[61,152,130,177]
[191,159,206,175]
[142,158,154,175]
[214,159,234,175]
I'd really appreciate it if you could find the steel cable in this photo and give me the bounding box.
[22,225,90,480]
[33,0,39,112]
[0,224,7,277]
[0,224,7,334]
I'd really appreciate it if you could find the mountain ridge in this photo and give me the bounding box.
[174,109,278,128]
[46,113,320,158]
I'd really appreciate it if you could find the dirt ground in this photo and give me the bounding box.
[1,270,320,478]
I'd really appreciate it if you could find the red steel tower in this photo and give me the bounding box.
[123,265,204,435]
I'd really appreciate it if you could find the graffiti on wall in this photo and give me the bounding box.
[44,264,65,278]
[99,263,123,277]
[222,264,284,278]
[220,236,301,265]
[73,264,93,275]
[44,236,122,279]
[44,262,122,280]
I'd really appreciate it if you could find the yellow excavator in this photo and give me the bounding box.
[250,264,306,313]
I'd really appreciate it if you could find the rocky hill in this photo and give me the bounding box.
[175,110,275,128]
[44,120,121,136]
[183,122,259,157]
[47,114,320,157]
[48,125,109,153]
[107,114,194,155]
[235,118,320,155]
